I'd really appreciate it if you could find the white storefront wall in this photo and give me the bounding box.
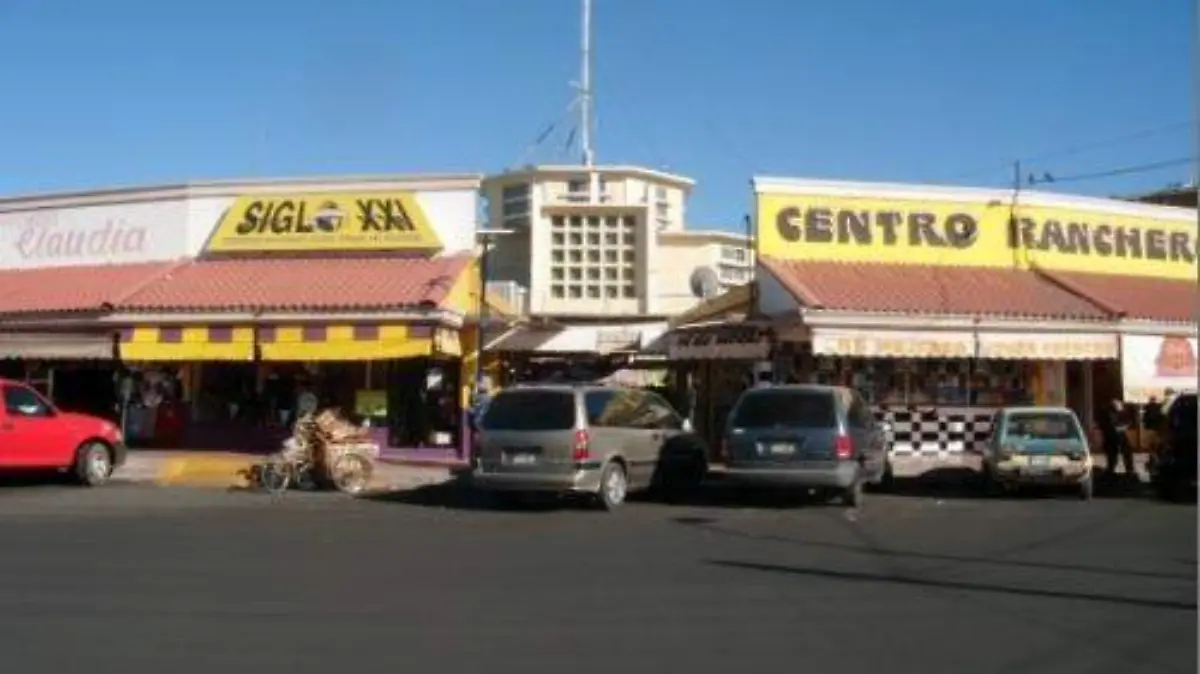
[0,186,481,271]
[0,199,192,269]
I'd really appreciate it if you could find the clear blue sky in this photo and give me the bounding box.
[0,0,1192,228]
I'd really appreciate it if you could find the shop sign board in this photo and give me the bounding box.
[0,200,188,270]
[976,332,1118,360]
[668,326,771,361]
[1120,334,1199,403]
[204,192,443,254]
[754,178,1197,281]
[811,328,975,359]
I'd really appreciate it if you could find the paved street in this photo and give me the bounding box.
[0,480,1194,674]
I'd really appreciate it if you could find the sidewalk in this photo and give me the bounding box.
[116,450,456,492]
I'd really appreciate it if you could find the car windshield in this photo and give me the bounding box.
[480,390,575,431]
[1007,413,1081,441]
[732,390,837,429]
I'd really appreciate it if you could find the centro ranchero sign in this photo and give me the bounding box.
[205,192,443,253]
[754,178,1198,280]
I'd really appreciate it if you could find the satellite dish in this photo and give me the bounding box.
[689,266,721,299]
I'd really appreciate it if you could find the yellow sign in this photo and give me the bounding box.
[205,193,442,253]
[756,186,1197,280]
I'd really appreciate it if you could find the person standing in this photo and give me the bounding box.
[1098,399,1134,481]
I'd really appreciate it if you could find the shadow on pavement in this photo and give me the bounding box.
[706,558,1197,612]
[362,480,593,513]
[672,507,1194,582]
[0,471,76,489]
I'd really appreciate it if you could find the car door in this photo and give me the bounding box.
[0,383,61,468]
[586,388,660,488]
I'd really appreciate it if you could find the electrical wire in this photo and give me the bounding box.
[1033,156,1195,185]
[938,120,1194,183]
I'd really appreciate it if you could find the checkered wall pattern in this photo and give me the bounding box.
[874,406,994,457]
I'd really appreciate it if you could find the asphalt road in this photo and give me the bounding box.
[0,479,1194,674]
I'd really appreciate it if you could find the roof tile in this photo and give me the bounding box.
[0,261,180,315]
[117,255,473,313]
[761,257,1109,320]
[1038,270,1197,323]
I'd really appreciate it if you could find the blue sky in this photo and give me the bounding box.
[0,0,1192,228]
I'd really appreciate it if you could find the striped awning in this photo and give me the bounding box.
[119,324,463,362]
[120,326,255,362]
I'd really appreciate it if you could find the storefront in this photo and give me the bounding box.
[743,176,1198,463]
[0,175,493,464]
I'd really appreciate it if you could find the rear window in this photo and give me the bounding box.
[481,390,576,431]
[731,390,837,429]
[1007,413,1081,441]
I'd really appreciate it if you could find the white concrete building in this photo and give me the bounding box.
[481,165,753,321]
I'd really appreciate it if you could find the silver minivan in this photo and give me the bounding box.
[471,384,707,510]
[722,385,890,507]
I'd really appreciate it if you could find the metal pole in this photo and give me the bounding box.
[474,236,491,404]
[581,0,594,166]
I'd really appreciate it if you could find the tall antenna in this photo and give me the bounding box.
[580,0,595,166]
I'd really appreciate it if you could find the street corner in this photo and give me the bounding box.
[153,454,257,489]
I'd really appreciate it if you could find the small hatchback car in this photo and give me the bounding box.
[980,406,1093,500]
[721,385,890,507]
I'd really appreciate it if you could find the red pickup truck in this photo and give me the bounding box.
[0,377,125,486]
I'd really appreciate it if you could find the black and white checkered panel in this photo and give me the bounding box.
[874,406,995,458]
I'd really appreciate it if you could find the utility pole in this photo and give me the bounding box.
[580,0,595,167]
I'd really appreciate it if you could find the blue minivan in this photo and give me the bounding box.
[721,385,890,507]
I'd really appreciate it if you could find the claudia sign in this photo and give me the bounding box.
[754,178,1198,281]
[0,201,187,269]
[205,193,443,254]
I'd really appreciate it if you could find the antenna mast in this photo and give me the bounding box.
[580,0,595,166]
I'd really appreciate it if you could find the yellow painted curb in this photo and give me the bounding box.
[155,455,257,488]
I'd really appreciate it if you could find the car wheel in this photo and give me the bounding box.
[595,461,628,511]
[1079,474,1094,501]
[74,442,113,487]
[841,479,863,508]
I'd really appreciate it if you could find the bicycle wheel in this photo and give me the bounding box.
[260,459,292,495]
[331,453,373,495]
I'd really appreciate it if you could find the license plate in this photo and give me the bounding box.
[769,443,795,455]
[1029,455,1051,468]
[508,453,536,465]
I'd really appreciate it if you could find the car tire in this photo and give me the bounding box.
[595,461,628,511]
[74,441,113,487]
[841,479,863,508]
[1079,474,1094,501]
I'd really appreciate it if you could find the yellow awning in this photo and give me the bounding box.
[120,327,255,362]
[259,324,462,362]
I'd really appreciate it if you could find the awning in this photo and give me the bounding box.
[667,325,772,361]
[0,332,114,360]
[976,332,1118,360]
[1120,334,1198,403]
[491,323,667,355]
[120,326,255,362]
[118,323,461,362]
[811,327,974,359]
[258,324,455,362]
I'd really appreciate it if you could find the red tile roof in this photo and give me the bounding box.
[760,257,1109,320]
[1037,270,1198,323]
[0,261,180,315]
[116,255,473,313]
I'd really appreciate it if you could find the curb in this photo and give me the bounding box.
[153,455,258,488]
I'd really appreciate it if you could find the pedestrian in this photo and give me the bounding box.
[1098,398,1134,481]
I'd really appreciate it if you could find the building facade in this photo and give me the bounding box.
[665,177,1198,463]
[0,175,497,464]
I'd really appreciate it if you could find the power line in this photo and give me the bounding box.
[1029,156,1194,186]
[939,120,1194,182]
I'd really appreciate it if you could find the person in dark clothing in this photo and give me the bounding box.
[1097,399,1134,480]
[1143,397,1166,433]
